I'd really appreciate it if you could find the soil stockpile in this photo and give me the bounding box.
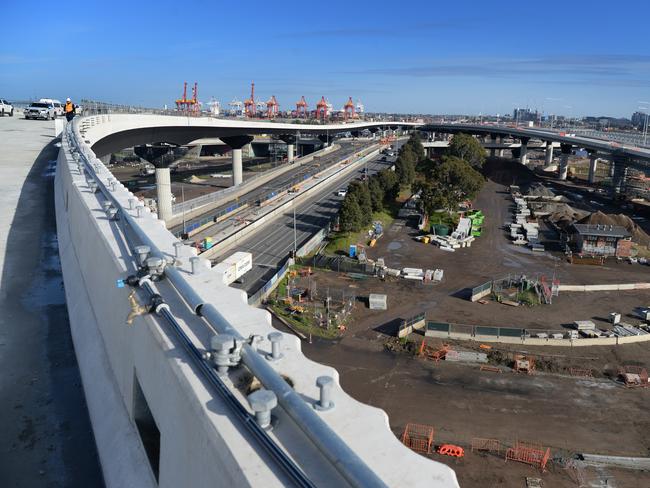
[578,211,650,246]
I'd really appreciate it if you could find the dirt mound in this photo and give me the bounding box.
[548,204,590,228]
[482,158,535,185]
[185,174,205,184]
[578,211,650,246]
[527,182,555,198]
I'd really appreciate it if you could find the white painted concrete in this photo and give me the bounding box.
[56,115,460,487]
[232,148,243,186]
[155,167,172,223]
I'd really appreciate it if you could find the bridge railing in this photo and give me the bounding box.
[64,119,391,488]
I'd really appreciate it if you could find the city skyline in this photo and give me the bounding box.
[2,0,649,117]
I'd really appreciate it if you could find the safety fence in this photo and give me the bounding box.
[398,313,426,338]
[308,254,372,275]
[247,259,294,307]
[470,281,492,302]
[423,320,650,347]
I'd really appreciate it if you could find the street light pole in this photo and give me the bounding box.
[293,206,297,256]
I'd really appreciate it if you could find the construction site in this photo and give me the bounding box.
[264,154,650,487]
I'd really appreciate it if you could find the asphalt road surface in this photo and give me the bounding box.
[232,141,403,296]
[0,115,104,487]
[171,140,374,236]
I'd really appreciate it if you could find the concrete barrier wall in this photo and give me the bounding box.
[56,148,279,487]
[559,283,650,292]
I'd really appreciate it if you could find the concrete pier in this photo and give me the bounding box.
[545,141,554,166]
[519,137,529,165]
[588,152,599,183]
[221,135,254,186]
[559,143,572,180]
[155,167,173,222]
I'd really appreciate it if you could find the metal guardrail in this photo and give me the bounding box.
[65,119,388,488]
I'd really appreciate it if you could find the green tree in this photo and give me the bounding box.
[432,156,484,211]
[348,181,373,226]
[395,144,417,186]
[413,180,448,216]
[447,133,486,168]
[377,169,400,202]
[405,132,425,162]
[339,194,363,232]
[368,177,384,212]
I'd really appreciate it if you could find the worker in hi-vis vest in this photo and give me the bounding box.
[64,98,76,122]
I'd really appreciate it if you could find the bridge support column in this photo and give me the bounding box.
[545,142,554,166]
[155,167,173,223]
[519,137,530,165]
[558,143,572,180]
[489,134,497,158]
[221,135,254,186]
[317,134,331,147]
[588,151,599,183]
[611,155,628,196]
[287,144,295,163]
[133,143,188,227]
[497,136,505,158]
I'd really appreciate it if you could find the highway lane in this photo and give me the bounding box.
[230,141,403,296]
[171,139,375,237]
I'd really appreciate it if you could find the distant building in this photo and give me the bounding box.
[513,108,539,124]
[567,224,632,257]
[632,111,647,129]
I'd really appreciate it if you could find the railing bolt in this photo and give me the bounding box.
[210,334,234,375]
[134,245,150,266]
[315,376,334,411]
[190,257,201,274]
[173,241,183,257]
[247,389,277,430]
[267,332,284,361]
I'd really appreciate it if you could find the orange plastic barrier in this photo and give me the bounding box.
[437,444,465,458]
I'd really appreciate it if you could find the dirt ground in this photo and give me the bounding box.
[291,158,650,487]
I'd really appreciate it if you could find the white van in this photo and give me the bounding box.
[39,98,63,117]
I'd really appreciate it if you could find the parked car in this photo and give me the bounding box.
[0,99,14,116]
[24,102,56,120]
[337,188,347,197]
[39,98,63,117]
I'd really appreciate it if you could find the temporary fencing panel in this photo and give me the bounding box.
[471,281,492,302]
[401,424,434,454]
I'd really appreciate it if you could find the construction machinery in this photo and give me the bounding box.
[244,81,256,118]
[175,81,200,115]
[266,96,279,118]
[296,96,308,118]
[316,96,328,120]
[343,97,356,120]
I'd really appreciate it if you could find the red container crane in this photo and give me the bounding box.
[296,96,308,118]
[316,96,328,120]
[343,97,355,120]
[266,95,279,118]
[244,81,256,118]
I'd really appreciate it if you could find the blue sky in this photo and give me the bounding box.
[2,0,649,117]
